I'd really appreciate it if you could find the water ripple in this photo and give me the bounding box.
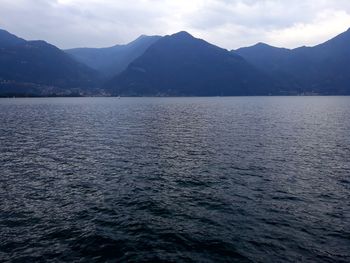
[1,97,350,262]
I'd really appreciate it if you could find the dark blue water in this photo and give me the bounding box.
[1,97,349,262]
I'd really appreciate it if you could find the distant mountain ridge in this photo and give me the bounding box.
[234,28,350,94]
[105,31,278,96]
[1,27,350,96]
[65,35,161,77]
[0,29,99,96]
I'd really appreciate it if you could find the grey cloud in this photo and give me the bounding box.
[0,0,349,49]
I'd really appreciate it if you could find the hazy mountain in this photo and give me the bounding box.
[235,28,350,94]
[105,31,278,96]
[0,29,99,96]
[66,35,161,77]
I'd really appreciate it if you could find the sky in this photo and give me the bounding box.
[0,0,350,50]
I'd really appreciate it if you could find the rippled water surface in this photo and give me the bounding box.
[1,97,350,262]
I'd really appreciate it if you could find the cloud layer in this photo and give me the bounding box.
[0,0,350,49]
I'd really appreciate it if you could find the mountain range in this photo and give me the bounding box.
[106,32,277,96]
[66,35,161,77]
[0,29,99,96]
[234,28,350,95]
[0,27,350,96]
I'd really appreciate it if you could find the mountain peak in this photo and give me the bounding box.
[235,42,290,53]
[106,28,276,96]
[253,42,271,48]
[171,31,194,38]
[134,34,149,41]
[129,34,161,45]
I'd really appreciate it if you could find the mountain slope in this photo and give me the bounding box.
[105,32,278,96]
[0,29,26,48]
[235,43,291,72]
[234,28,350,94]
[0,29,99,96]
[289,28,350,94]
[66,35,161,77]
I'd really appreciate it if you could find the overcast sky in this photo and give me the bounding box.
[0,0,350,50]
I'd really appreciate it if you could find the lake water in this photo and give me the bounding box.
[0,97,349,262]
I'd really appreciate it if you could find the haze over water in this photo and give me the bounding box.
[1,97,349,262]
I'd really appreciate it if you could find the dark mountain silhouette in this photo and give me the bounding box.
[235,43,291,73]
[0,29,99,96]
[66,35,161,77]
[235,28,350,94]
[0,29,26,48]
[105,31,278,96]
[1,27,350,96]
